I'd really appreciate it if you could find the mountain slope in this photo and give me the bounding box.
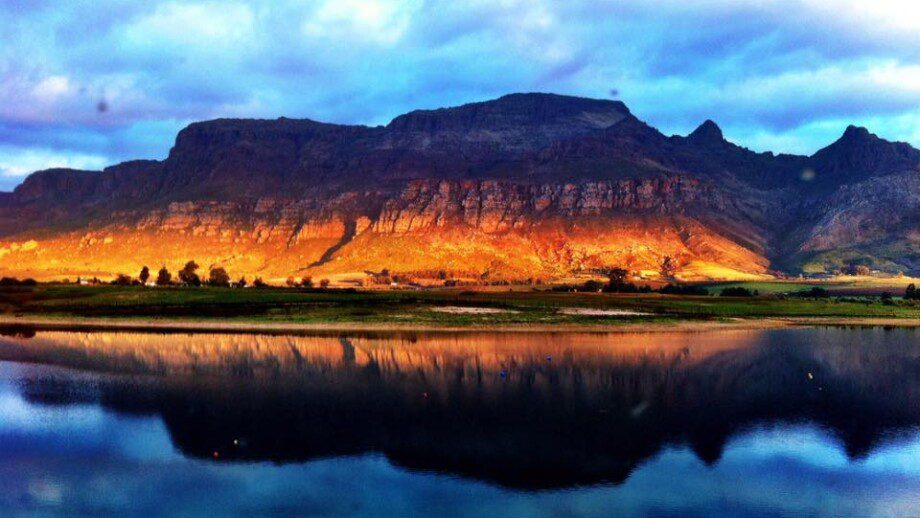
[0,93,916,282]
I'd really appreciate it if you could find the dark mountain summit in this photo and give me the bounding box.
[809,125,920,186]
[0,93,917,280]
[686,120,725,146]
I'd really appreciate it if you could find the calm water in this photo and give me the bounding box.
[0,326,917,517]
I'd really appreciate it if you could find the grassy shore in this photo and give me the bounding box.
[0,284,918,331]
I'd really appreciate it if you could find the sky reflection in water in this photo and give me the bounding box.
[0,326,917,516]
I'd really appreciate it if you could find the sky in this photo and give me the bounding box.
[0,0,918,191]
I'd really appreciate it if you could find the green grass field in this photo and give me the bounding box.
[1,284,918,327]
[698,278,916,296]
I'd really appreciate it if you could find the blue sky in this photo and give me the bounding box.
[0,0,918,191]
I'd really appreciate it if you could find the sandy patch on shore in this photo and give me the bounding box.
[558,308,652,317]
[430,306,519,314]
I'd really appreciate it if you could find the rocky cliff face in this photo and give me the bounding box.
[0,93,917,281]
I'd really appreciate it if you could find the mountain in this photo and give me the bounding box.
[0,93,917,282]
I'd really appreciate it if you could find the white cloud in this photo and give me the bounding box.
[302,0,422,46]
[31,75,73,102]
[802,0,920,35]
[0,146,108,179]
[125,2,255,47]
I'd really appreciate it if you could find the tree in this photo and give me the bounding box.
[111,273,132,286]
[252,277,268,288]
[319,278,330,289]
[208,267,230,287]
[606,267,629,285]
[285,276,297,287]
[237,276,247,288]
[156,266,172,286]
[178,261,201,286]
[906,283,918,300]
[139,266,150,285]
[855,265,871,276]
[660,256,678,279]
[300,276,313,288]
[602,267,638,293]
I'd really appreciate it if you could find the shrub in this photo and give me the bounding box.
[720,287,755,297]
[906,283,919,300]
[111,274,133,286]
[139,266,150,284]
[794,287,830,298]
[581,280,605,292]
[252,277,268,288]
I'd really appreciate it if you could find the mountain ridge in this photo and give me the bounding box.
[1,92,917,281]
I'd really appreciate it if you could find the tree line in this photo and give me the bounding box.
[110,261,266,288]
[107,261,336,289]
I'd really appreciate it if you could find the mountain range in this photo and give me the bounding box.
[1,93,918,282]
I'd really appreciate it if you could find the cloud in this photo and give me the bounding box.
[0,0,917,189]
[0,145,109,190]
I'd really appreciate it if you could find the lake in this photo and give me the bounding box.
[0,326,917,516]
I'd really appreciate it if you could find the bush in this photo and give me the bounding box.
[252,277,268,288]
[720,287,755,297]
[794,287,830,298]
[605,282,640,293]
[0,277,37,286]
[111,274,133,286]
[881,292,894,305]
[581,280,605,292]
[906,283,919,300]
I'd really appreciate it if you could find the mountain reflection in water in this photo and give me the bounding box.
[0,326,917,492]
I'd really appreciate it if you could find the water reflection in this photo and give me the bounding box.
[0,326,917,492]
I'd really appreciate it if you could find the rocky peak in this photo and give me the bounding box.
[840,124,871,141]
[686,120,725,146]
[809,125,920,185]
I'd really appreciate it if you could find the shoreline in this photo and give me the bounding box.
[1,315,918,335]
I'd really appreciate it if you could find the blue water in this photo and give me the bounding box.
[0,326,917,516]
